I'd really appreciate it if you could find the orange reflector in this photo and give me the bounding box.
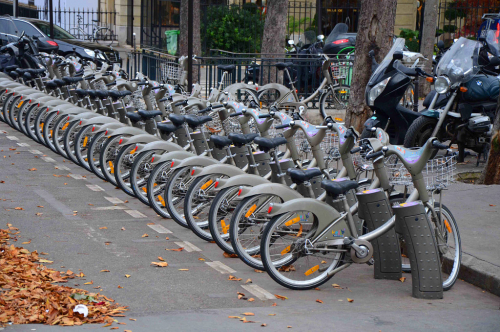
[214,181,219,188]
[108,161,114,174]
[245,204,257,218]
[304,265,319,276]
[61,122,69,130]
[460,87,468,93]
[130,146,137,154]
[191,169,196,176]
[142,187,147,193]
[17,100,24,108]
[201,180,213,190]
[426,77,434,83]
[444,219,452,233]
[221,220,229,234]
[40,123,44,130]
[158,195,166,207]
[82,136,88,147]
[284,216,300,227]
[281,245,291,256]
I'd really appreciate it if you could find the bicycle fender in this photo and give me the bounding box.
[170,155,221,170]
[259,83,292,99]
[103,126,148,137]
[67,112,102,122]
[134,140,183,154]
[238,183,303,202]
[55,108,89,116]
[80,116,121,127]
[223,83,257,95]
[118,134,161,147]
[214,174,270,192]
[191,163,246,179]
[151,150,194,167]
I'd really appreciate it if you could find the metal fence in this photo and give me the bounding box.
[140,0,360,54]
[126,48,354,106]
[36,7,118,41]
[437,0,500,44]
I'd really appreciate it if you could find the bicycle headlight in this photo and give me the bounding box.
[368,77,390,106]
[434,76,451,94]
[84,48,95,58]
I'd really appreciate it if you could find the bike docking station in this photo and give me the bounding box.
[356,188,402,280]
[393,201,443,299]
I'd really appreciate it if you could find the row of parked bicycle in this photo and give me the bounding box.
[0,27,461,295]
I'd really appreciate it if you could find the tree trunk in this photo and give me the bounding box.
[418,0,438,98]
[260,0,289,85]
[345,0,398,132]
[179,0,201,83]
[479,94,500,185]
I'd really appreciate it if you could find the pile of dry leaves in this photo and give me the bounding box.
[0,224,128,326]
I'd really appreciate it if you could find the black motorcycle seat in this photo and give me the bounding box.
[45,80,58,89]
[254,136,287,151]
[275,62,293,71]
[210,135,233,149]
[169,114,186,126]
[138,109,163,119]
[62,76,83,84]
[218,65,236,73]
[157,122,180,133]
[229,133,260,146]
[184,115,213,128]
[5,65,18,72]
[126,112,142,123]
[288,168,322,184]
[321,179,359,196]
[52,79,66,87]
[95,90,109,99]
[75,89,89,97]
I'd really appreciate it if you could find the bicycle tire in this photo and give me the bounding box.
[208,186,240,254]
[130,150,165,205]
[146,161,173,217]
[319,85,350,120]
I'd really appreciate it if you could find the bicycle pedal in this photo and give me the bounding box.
[366,258,374,266]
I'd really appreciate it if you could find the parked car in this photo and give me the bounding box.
[0,16,120,65]
[0,16,58,53]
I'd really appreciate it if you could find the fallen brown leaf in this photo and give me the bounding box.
[158,256,165,261]
[268,314,276,316]
[272,303,277,307]
[274,294,288,300]
[129,318,137,321]
[254,269,264,273]
[22,240,31,244]
[14,207,24,210]
[99,227,108,230]
[125,274,131,278]
[110,327,119,330]
[118,285,123,289]
[151,262,168,267]
[84,280,93,285]
[28,168,37,171]
[347,298,354,303]
[490,204,496,207]
[247,298,255,302]
[316,299,323,303]
[178,269,189,271]
[141,233,149,238]
[198,258,205,261]
[228,275,242,281]
[261,323,267,327]
[241,312,255,316]
[332,283,342,289]
[228,316,241,319]
[121,227,126,231]
[165,247,183,251]
[100,269,111,272]
[223,252,238,258]
[399,277,406,283]
[245,279,252,284]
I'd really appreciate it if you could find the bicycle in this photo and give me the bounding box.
[71,15,114,46]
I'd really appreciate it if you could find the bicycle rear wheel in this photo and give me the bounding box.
[319,85,350,119]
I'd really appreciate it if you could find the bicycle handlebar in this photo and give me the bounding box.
[432,140,448,150]
[229,112,243,117]
[275,124,290,129]
[174,100,188,107]
[365,151,384,160]
[258,113,272,118]
[350,146,363,154]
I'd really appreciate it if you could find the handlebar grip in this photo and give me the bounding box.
[350,147,362,154]
[211,104,224,109]
[136,82,148,86]
[84,74,95,80]
[174,100,188,107]
[159,97,171,102]
[102,72,111,76]
[130,78,140,81]
[198,107,212,114]
[106,81,116,87]
[365,151,384,160]
[229,112,243,117]
[57,62,66,67]
[432,140,448,150]
[258,113,271,118]
[275,124,290,129]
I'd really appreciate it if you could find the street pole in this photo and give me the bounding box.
[49,0,54,38]
[187,0,193,93]
[13,0,18,17]
[316,0,322,36]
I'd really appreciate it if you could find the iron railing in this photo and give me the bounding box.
[36,7,118,41]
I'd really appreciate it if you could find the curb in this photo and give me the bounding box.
[457,252,500,297]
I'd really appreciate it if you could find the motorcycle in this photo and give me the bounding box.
[404,36,499,163]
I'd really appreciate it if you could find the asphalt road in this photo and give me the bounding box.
[0,122,499,332]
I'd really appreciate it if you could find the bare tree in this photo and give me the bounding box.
[345,0,398,131]
[419,0,438,97]
[179,0,201,83]
[260,0,289,85]
[479,94,500,185]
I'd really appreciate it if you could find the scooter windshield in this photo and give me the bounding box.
[324,23,349,44]
[485,29,500,57]
[1,14,20,42]
[368,38,405,85]
[436,37,480,85]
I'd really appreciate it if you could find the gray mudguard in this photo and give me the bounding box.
[191,163,246,178]
[56,108,89,116]
[80,116,121,127]
[223,83,257,95]
[118,134,161,147]
[186,97,208,110]
[214,174,270,192]
[103,126,148,137]
[170,155,221,170]
[68,112,102,122]
[151,150,195,167]
[135,140,183,154]
[267,198,347,240]
[238,183,303,202]
[259,83,292,99]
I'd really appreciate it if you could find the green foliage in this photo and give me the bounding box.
[399,28,419,52]
[201,4,265,54]
[288,15,312,34]
[443,25,458,33]
[444,1,467,21]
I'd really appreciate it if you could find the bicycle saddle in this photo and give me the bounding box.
[275,62,293,71]
[253,136,287,152]
[184,115,213,129]
[107,90,122,100]
[229,133,259,146]
[169,114,186,126]
[23,72,32,81]
[45,80,58,89]
[126,112,142,123]
[95,90,109,99]
[321,178,359,196]
[138,109,163,119]
[4,65,18,72]
[62,76,83,84]
[218,65,236,73]
[288,168,322,184]
[52,79,66,87]
[86,90,97,99]
[157,122,180,133]
[120,90,132,97]
[74,89,89,97]
[8,71,18,79]
[210,135,232,149]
